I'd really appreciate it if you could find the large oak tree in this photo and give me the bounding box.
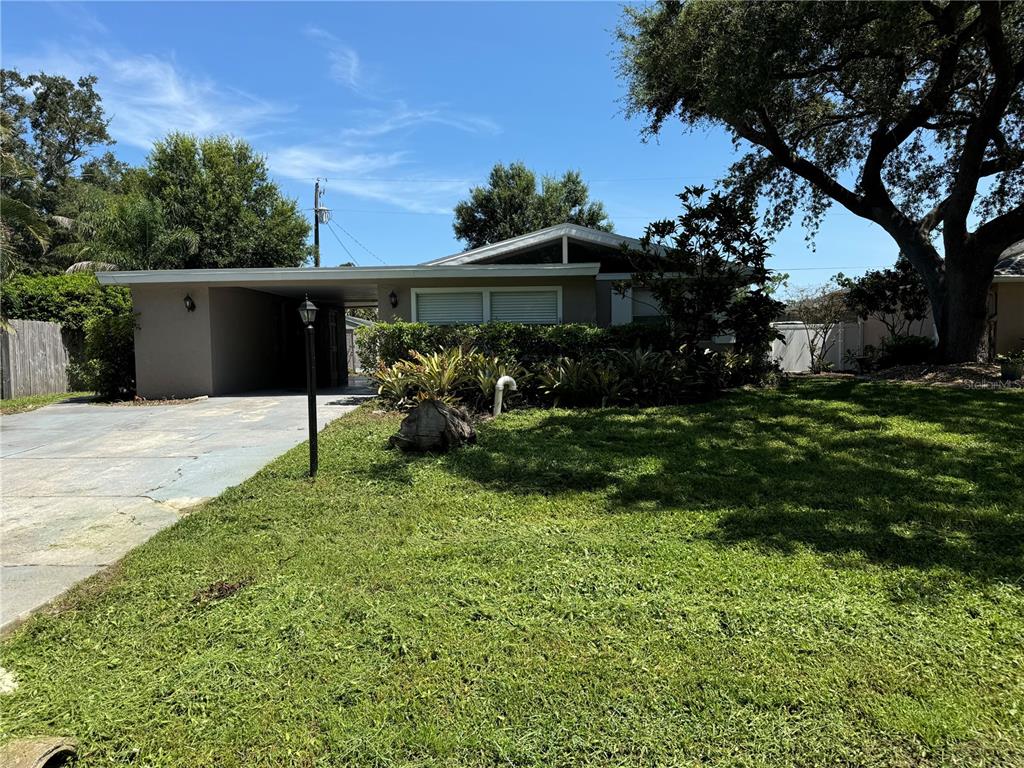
[618,1,1024,361]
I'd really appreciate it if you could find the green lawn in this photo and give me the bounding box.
[0,391,93,415]
[2,380,1022,767]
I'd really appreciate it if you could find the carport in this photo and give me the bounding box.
[100,268,383,399]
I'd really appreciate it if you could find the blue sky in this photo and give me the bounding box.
[3,1,897,286]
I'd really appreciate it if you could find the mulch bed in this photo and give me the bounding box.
[105,395,209,407]
[867,362,1021,389]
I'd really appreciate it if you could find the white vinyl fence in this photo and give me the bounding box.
[771,321,863,373]
[772,314,938,373]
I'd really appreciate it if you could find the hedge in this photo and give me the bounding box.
[2,272,135,397]
[0,272,131,332]
[355,320,677,369]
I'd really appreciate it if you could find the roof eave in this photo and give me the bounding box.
[95,262,603,286]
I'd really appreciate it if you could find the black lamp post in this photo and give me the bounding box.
[298,295,319,477]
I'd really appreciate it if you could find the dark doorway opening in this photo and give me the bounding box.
[281,301,349,390]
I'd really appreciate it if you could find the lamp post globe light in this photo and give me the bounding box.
[299,295,318,477]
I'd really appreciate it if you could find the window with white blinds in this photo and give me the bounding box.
[414,291,484,324]
[490,289,559,324]
[412,287,561,325]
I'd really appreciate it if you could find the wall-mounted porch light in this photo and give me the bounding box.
[184,294,196,312]
[388,290,399,309]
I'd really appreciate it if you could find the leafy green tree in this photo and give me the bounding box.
[142,133,310,268]
[837,257,931,338]
[1,69,114,271]
[453,162,612,249]
[618,1,1024,362]
[1,69,112,212]
[627,186,783,360]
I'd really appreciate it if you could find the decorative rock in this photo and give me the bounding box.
[389,400,476,453]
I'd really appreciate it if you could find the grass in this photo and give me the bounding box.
[0,391,93,415]
[1,380,1021,767]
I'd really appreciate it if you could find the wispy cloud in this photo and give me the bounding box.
[9,47,289,150]
[342,103,501,140]
[305,26,368,94]
[267,144,467,215]
[12,36,493,215]
[48,3,110,36]
[267,145,407,180]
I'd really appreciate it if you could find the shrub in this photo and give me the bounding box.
[355,321,676,370]
[70,312,137,399]
[2,272,135,394]
[469,354,528,411]
[372,348,524,410]
[876,334,936,368]
[370,338,780,412]
[0,272,130,332]
[997,349,1024,382]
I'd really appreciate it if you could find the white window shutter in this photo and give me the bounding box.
[490,290,559,324]
[415,292,484,324]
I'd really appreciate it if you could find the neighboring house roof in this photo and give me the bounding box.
[423,223,643,266]
[345,315,375,330]
[994,240,1024,281]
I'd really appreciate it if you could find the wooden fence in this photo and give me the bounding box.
[0,319,70,399]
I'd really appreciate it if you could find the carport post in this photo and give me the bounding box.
[298,296,319,477]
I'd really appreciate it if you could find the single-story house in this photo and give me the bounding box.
[97,224,659,398]
[96,228,1024,395]
[991,240,1024,355]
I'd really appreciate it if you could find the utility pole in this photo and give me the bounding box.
[313,178,321,268]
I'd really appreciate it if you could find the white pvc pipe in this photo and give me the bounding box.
[493,375,518,417]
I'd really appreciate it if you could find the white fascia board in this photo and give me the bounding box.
[96,262,602,286]
[424,223,644,266]
[992,274,1024,283]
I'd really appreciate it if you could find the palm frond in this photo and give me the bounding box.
[65,260,119,274]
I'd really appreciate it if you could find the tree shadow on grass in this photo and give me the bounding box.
[440,381,1024,582]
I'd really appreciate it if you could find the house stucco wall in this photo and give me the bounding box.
[132,284,214,398]
[995,282,1024,354]
[209,287,283,395]
[376,276,597,324]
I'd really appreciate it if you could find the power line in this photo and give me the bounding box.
[323,207,866,220]
[324,220,358,266]
[313,175,716,184]
[332,222,388,266]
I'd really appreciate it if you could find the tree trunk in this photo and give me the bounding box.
[936,243,995,363]
[891,229,995,364]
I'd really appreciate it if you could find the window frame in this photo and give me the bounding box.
[410,286,563,325]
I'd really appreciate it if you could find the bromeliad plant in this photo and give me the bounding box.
[372,341,777,412]
[470,354,528,410]
[372,348,471,407]
[371,347,527,411]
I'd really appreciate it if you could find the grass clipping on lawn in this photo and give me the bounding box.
[1,380,1022,767]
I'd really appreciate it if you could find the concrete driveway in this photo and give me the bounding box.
[0,383,373,632]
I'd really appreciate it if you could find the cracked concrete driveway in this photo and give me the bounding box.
[0,384,373,632]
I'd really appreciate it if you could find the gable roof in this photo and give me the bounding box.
[995,240,1024,279]
[423,223,643,266]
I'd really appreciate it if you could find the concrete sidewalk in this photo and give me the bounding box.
[0,383,373,632]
